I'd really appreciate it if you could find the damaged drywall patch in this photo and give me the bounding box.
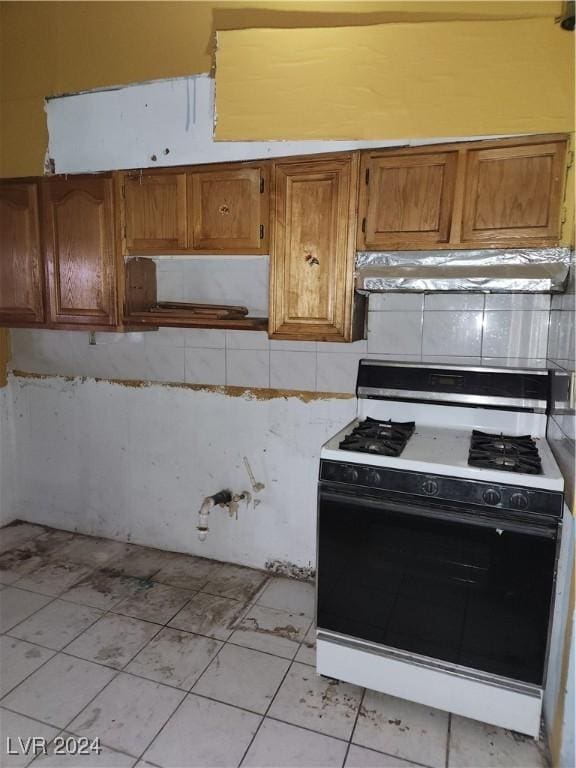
[11,370,353,402]
[265,559,315,582]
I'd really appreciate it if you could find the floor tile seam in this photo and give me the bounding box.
[47,607,166,667]
[92,617,165,673]
[228,604,313,657]
[344,687,367,767]
[348,740,438,768]
[263,713,353,746]
[237,653,297,767]
[0,637,60,703]
[6,623,167,680]
[131,684,244,765]
[445,713,452,768]
[187,624,242,699]
[109,598,197,628]
[0,703,66,734]
[9,598,105,653]
[223,634,300,662]
[1,591,63,637]
[8,560,103,601]
[52,666,127,749]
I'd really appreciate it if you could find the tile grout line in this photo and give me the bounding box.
[480,294,486,358]
[342,687,366,767]
[236,653,297,766]
[130,633,239,766]
[445,713,452,768]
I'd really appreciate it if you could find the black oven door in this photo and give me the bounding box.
[317,483,559,686]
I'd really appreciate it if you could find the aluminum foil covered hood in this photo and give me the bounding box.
[355,248,572,293]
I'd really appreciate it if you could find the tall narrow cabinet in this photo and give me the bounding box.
[269,153,365,341]
[42,175,119,327]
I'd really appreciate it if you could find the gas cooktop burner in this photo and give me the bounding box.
[468,430,542,475]
[339,418,415,457]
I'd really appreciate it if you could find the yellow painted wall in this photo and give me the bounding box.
[0,1,566,177]
[215,18,574,141]
[0,330,10,388]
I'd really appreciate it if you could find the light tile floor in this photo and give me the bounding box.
[0,522,551,768]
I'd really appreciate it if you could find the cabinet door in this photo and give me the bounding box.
[270,154,360,341]
[43,176,118,326]
[359,151,458,249]
[461,140,567,245]
[124,172,187,251]
[189,165,268,252]
[0,181,45,325]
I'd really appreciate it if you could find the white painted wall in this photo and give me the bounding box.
[45,75,506,174]
[0,387,15,527]
[6,374,355,570]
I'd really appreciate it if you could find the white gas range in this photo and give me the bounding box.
[316,360,565,738]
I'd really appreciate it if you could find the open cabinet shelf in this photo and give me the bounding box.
[123,257,269,331]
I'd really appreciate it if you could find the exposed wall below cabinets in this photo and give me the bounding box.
[2,374,355,570]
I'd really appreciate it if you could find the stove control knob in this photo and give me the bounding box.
[510,492,529,510]
[483,488,501,506]
[343,467,359,483]
[422,479,439,496]
[367,469,382,485]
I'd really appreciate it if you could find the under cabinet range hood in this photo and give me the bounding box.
[355,248,572,293]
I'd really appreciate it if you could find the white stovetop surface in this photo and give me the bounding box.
[320,401,564,492]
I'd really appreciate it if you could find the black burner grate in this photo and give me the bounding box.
[339,418,415,457]
[468,430,542,475]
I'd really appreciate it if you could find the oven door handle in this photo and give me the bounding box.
[319,487,558,539]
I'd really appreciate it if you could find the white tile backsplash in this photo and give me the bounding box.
[422,311,483,357]
[185,348,226,385]
[316,353,363,394]
[485,294,551,311]
[10,290,558,395]
[182,329,226,349]
[226,331,270,350]
[270,351,316,391]
[424,294,485,311]
[369,294,424,312]
[367,311,423,354]
[155,256,269,315]
[226,349,270,388]
[482,311,549,358]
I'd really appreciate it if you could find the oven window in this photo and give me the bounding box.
[317,490,557,685]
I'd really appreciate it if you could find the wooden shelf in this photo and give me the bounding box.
[124,312,268,331]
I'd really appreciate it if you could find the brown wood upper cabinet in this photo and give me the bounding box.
[189,163,269,253]
[42,175,118,327]
[358,135,569,250]
[123,171,188,252]
[120,163,269,254]
[359,151,458,249]
[269,153,365,342]
[461,140,567,246]
[0,180,45,326]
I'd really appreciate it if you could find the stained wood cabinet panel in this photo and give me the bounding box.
[270,153,365,341]
[359,151,458,249]
[357,134,568,250]
[189,164,269,253]
[42,176,118,327]
[0,181,45,326]
[461,140,567,245]
[123,171,187,251]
